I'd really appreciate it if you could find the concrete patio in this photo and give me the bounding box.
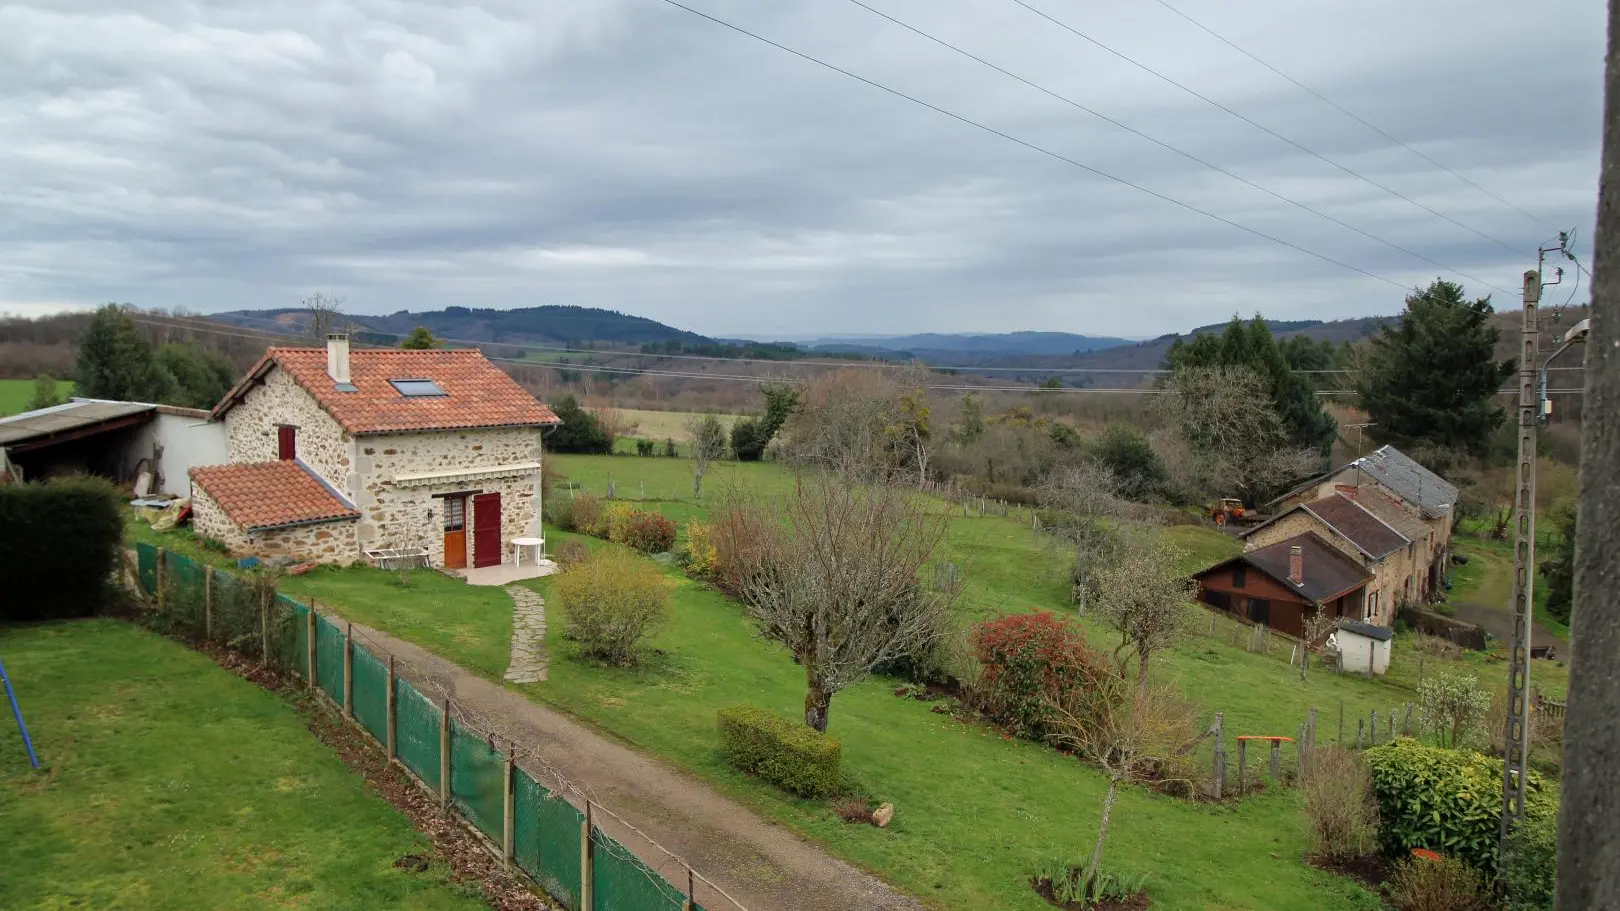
[453,558,559,586]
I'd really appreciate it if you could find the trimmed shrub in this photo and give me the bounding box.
[0,476,123,621]
[680,520,718,579]
[1503,813,1557,911]
[968,612,1110,740]
[622,511,676,554]
[717,706,842,797]
[1364,738,1554,873]
[1386,855,1493,911]
[551,550,669,666]
[1300,747,1379,861]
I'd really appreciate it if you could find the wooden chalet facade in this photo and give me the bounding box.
[1191,532,1373,639]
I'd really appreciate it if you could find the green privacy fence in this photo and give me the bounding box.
[132,543,732,911]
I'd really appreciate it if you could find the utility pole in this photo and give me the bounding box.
[1499,268,1540,852]
[1558,0,1620,902]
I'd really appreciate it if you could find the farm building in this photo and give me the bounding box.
[1330,620,1394,676]
[0,399,224,496]
[189,335,559,571]
[1242,493,1413,626]
[1191,532,1372,639]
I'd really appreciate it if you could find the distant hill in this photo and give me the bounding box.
[804,331,1133,358]
[211,305,714,348]
[1048,315,1393,377]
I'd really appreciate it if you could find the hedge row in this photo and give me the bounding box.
[717,706,842,797]
[0,476,124,621]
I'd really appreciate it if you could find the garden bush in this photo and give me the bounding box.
[1418,671,1492,747]
[567,493,602,535]
[709,505,782,598]
[1502,812,1557,911]
[600,501,636,544]
[551,550,669,666]
[717,706,842,797]
[968,612,1110,740]
[1364,738,1554,873]
[622,511,676,554]
[1385,854,1493,911]
[679,519,718,579]
[553,539,591,568]
[1300,747,1379,862]
[0,476,123,621]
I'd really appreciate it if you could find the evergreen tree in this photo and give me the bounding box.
[399,326,439,349]
[26,375,66,410]
[544,395,613,453]
[731,384,799,461]
[155,342,238,410]
[74,305,173,403]
[1164,315,1336,453]
[1539,503,1577,624]
[1353,280,1515,457]
[1090,424,1166,502]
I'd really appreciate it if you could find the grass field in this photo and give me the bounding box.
[0,378,74,416]
[123,453,1547,910]
[611,408,740,442]
[0,620,486,911]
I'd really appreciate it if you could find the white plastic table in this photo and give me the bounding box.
[511,536,544,566]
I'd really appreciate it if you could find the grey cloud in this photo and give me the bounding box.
[0,0,1603,337]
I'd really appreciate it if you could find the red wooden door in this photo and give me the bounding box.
[277,426,297,460]
[472,492,502,568]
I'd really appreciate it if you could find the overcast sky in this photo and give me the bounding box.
[0,0,1605,338]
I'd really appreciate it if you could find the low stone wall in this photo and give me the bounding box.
[1399,605,1489,651]
[247,518,359,565]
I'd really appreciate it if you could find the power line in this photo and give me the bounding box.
[839,0,1513,295]
[1143,0,1554,233]
[1004,0,1528,259]
[651,0,1416,290]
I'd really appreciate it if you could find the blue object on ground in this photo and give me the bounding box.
[0,656,41,770]
[236,556,262,570]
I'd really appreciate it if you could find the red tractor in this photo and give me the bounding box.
[1211,498,1264,527]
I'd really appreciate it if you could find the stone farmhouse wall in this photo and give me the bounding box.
[249,519,358,565]
[1244,511,1416,626]
[1315,466,1454,595]
[225,368,352,494]
[190,485,249,550]
[351,427,543,566]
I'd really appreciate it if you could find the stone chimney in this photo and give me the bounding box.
[1289,544,1304,586]
[326,333,350,384]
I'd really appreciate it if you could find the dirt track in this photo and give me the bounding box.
[346,618,929,911]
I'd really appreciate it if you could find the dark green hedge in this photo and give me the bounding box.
[717,705,841,797]
[0,476,124,621]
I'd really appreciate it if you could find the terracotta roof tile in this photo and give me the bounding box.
[190,461,359,530]
[215,348,559,434]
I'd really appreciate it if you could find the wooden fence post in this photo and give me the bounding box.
[386,654,397,762]
[343,622,354,717]
[1369,711,1378,746]
[1388,708,1396,740]
[684,868,695,911]
[1211,712,1225,800]
[1237,739,1247,793]
[156,547,167,611]
[581,801,595,911]
[1402,703,1414,736]
[1355,718,1365,750]
[439,699,452,809]
[306,603,318,690]
[259,590,270,665]
[502,745,515,873]
[1270,739,1281,782]
[204,567,213,641]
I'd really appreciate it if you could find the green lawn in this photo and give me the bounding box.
[0,619,487,911]
[123,455,1531,910]
[0,378,74,416]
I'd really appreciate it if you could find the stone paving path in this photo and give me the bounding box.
[503,584,548,683]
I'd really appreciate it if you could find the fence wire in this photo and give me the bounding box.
[129,545,744,911]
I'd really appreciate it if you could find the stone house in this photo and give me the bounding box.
[1242,493,1413,626]
[1265,444,1458,604]
[188,335,558,567]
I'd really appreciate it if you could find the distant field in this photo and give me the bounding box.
[0,379,74,416]
[611,408,740,441]
[0,620,485,911]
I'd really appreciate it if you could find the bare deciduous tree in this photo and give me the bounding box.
[1048,679,1200,901]
[686,414,728,498]
[1153,366,1325,505]
[720,476,955,732]
[1082,530,1197,694]
[301,292,346,340]
[1300,611,1341,681]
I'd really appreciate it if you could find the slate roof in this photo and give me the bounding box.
[1197,531,1372,604]
[1349,446,1458,519]
[190,461,359,530]
[1338,619,1395,642]
[212,348,559,434]
[1302,494,1409,559]
[1347,485,1429,542]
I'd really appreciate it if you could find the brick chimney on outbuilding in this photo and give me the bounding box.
[1289,545,1304,586]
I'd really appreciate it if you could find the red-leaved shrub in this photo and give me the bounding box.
[969,612,1110,740]
[623,511,677,554]
[710,505,782,597]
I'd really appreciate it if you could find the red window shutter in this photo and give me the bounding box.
[277,426,297,461]
[472,492,502,568]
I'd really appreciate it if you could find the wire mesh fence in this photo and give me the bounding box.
[130,542,740,911]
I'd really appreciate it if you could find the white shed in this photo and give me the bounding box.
[1331,620,1394,676]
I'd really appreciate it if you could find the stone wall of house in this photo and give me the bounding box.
[189,484,249,550]
[248,519,359,565]
[1244,511,1414,626]
[225,367,352,495]
[350,427,544,566]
